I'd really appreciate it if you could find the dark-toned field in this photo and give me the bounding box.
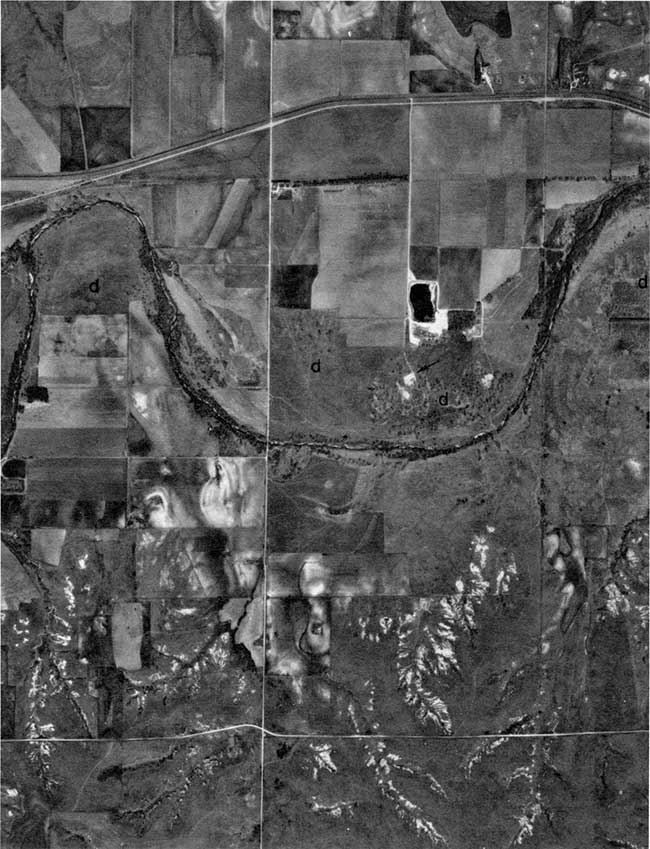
[2,6,648,849]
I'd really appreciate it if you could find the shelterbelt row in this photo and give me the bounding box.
[2,90,648,210]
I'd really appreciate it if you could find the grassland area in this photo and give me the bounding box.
[1,4,648,849]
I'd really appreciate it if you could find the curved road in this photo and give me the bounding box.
[2,88,648,210]
[1,90,648,461]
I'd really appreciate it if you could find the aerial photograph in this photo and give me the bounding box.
[1,1,648,847]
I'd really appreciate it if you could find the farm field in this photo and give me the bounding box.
[1,4,648,849]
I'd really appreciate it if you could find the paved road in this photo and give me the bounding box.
[2,89,648,210]
[2,93,647,462]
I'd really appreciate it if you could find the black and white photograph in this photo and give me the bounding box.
[1,2,648,847]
